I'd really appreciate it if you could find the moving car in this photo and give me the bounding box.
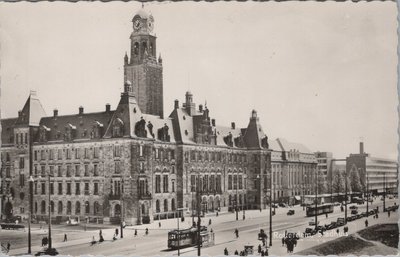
[325,221,337,230]
[349,205,358,210]
[336,218,345,226]
[35,248,58,256]
[287,210,295,215]
[303,227,317,237]
[351,209,358,215]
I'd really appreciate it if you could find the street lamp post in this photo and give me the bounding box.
[366,173,369,217]
[235,171,239,221]
[345,169,348,224]
[196,174,201,257]
[383,173,386,211]
[314,169,318,230]
[120,177,124,239]
[257,173,272,247]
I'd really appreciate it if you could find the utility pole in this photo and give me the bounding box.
[269,170,272,247]
[345,169,348,224]
[120,177,124,239]
[366,173,369,217]
[383,173,386,211]
[28,126,33,254]
[48,174,52,249]
[314,169,318,230]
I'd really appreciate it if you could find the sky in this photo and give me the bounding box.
[0,1,398,160]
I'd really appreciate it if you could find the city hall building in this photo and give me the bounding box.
[0,8,317,224]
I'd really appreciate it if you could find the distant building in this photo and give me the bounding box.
[315,151,333,180]
[270,138,317,205]
[346,142,398,196]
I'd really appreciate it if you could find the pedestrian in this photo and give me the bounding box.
[376,213,379,219]
[224,247,229,255]
[243,214,245,220]
[365,219,368,227]
[209,219,212,225]
[113,234,117,241]
[261,250,265,256]
[326,213,328,218]
[265,248,269,256]
[373,214,375,219]
[7,242,10,252]
[234,250,239,255]
[234,228,239,238]
[388,211,391,217]
[99,229,102,237]
[258,244,262,253]
[145,228,149,235]
[282,237,285,246]
[115,228,119,236]
[260,208,262,212]
[216,212,219,217]
[336,228,339,234]
[99,235,104,242]
[63,233,68,242]
[210,228,213,234]
[159,222,161,228]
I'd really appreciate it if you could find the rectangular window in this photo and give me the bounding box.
[94,183,99,195]
[84,164,89,176]
[163,175,169,193]
[93,164,98,176]
[155,175,161,193]
[58,183,63,195]
[57,165,62,177]
[84,183,89,195]
[41,165,46,176]
[19,173,25,187]
[19,157,24,169]
[75,165,80,176]
[41,182,46,195]
[228,175,232,190]
[155,149,159,159]
[75,148,80,159]
[139,162,144,173]
[50,182,54,195]
[94,147,99,158]
[217,175,222,192]
[49,149,54,160]
[84,148,89,159]
[34,182,38,195]
[41,150,45,160]
[66,149,71,159]
[115,161,121,174]
[67,183,71,195]
[239,175,243,189]
[114,145,121,157]
[49,166,54,177]
[171,150,175,160]
[172,180,175,192]
[66,165,71,177]
[75,183,80,195]
[191,175,196,192]
[34,150,38,161]
[58,149,62,160]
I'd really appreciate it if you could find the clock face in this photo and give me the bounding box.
[133,19,142,31]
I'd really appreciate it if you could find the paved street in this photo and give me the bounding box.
[1,198,397,256]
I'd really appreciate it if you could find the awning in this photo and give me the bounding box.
[294,196,301,201]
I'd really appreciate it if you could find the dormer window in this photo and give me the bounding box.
[112,118,124,138]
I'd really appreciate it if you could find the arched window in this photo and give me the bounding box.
[112,118,124,138]
[41,200,46,214]
[142,42,147,55]
[164,199,168,212]
[141,204,146,215]
[115,204,121,216]
[50,201,54,213]
[85,201,90,214]
[171,199,175,211]
[75,201,81,215]
[58,201,63,214]
[156,200,160,213]
[94,202,99,215]
[67,201,72,215]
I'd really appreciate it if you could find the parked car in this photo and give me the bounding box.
[349,205,358,210]
[303,227,317,237]
[287,210,295,215]
[333,202,341,206]
[325,221,337,230]
[360,212,367,217]
[336,218,345,226]
[351,209,358,215]
[279,203,287,208]
[66,219,79,226]
[35,248,58,256]
[315,225,326,232]
[272,203,279,208]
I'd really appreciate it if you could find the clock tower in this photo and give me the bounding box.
[124,8,164,118]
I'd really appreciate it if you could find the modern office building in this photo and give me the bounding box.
[346,142,398,196]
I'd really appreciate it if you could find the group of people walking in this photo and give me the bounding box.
[281,233,298,253]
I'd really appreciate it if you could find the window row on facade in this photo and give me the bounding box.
[33,181,100,196]
[33,163,102,177]
[34,200,101,216]
[33,146,101,161]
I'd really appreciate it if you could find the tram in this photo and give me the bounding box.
[306,203,334,217]
[167,226,208,249]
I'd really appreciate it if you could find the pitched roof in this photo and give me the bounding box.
[15,91,46,127]
[275,137,312,153]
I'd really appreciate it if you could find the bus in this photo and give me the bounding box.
[167,226,208,249]
[306,203,334,217]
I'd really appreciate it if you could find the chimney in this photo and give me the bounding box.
[105,103,111,112]
[79,106,84,115]
[211,119,215,126]
[53,109,58,117]
[199,104,203,112]
[360,142,364,154]
[231,122,235,129]
[174,100,179,110]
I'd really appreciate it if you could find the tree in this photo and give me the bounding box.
[332,169,345,194]
[317,171,328,194]
[349,164,363,193]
